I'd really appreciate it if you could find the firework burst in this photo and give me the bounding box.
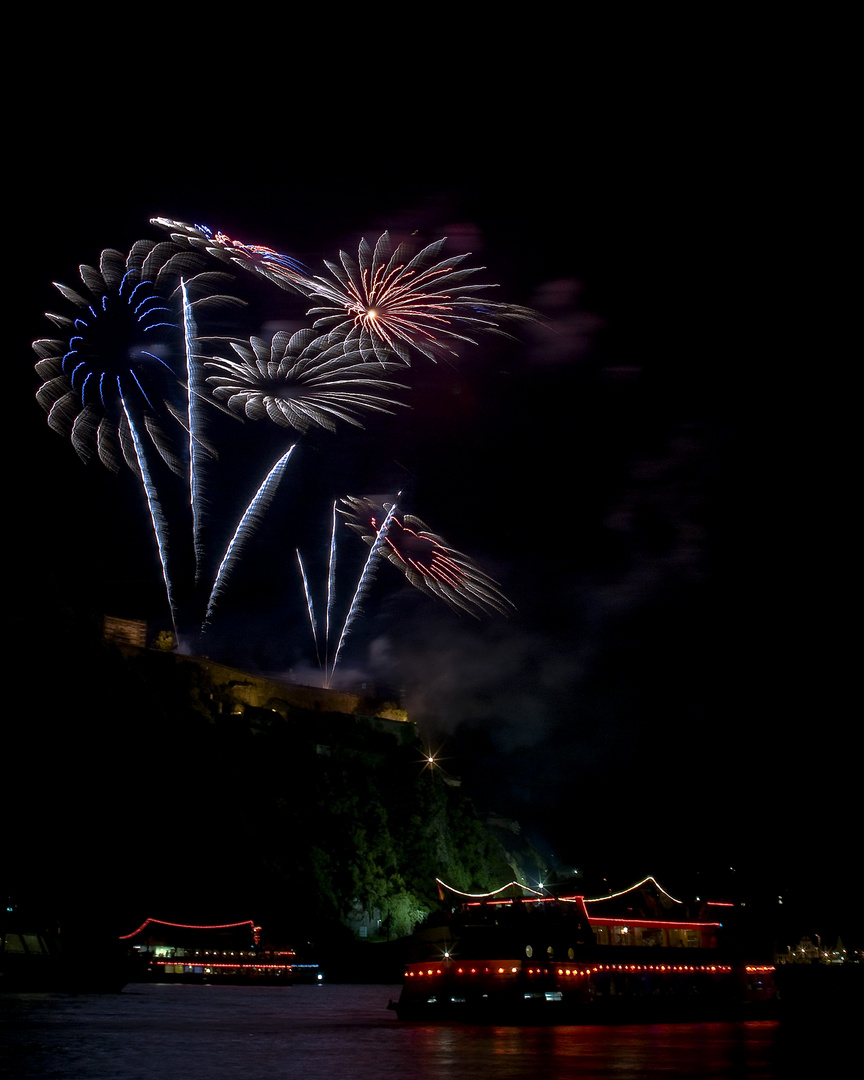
[33,239,239,473]
[204,329,407,433]
[151,218,313,296]
[339,496,513,618]
[305,232,536,364]
[33,214,525,670]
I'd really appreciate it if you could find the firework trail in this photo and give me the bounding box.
[203,329,407,433]
[298,501,341,673]
[296,548,321,666]
[180,280,213,588]
[325,500,338,670]
[120,393,180,637]
[340,496,514,619]
[203,446,297,628]
[326,498,401,686]
[305,231,537,364]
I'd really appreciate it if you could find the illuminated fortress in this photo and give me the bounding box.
[103,615,413,744]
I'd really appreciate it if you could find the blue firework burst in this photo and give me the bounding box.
[34,240,236,473]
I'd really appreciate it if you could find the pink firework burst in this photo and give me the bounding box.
[306,232,536,364]
[340,496,513,618]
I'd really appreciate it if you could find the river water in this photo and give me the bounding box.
[0,982,849,1079]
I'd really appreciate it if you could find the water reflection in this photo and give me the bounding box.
[398,1017,781,1079]
[0,983,849,1079]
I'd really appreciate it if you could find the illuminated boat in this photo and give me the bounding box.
[389,876,778,1022]
[119,918,306,985]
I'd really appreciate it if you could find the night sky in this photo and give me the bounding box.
[11,33,855,935]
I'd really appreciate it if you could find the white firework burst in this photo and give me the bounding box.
[204,329,407,433]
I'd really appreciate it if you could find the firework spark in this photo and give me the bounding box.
[151,218,313,296]
[340,496,514,618]
[305,231,536,364]
[33,239,238,473]
[204,329,407,433]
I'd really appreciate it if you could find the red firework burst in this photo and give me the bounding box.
[340,496,513,618]
[306,232,536,364]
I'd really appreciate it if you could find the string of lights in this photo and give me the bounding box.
[118,918,258,941]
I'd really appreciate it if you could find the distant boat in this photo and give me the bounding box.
[119,917,308,986]
[389,876,778,1023]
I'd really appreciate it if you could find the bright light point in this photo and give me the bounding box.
[418,745,450,774]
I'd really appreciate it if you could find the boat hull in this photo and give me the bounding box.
[390,954,778,1024]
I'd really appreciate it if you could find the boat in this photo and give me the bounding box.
[119,918,306,985]
[389,876,778,1022]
